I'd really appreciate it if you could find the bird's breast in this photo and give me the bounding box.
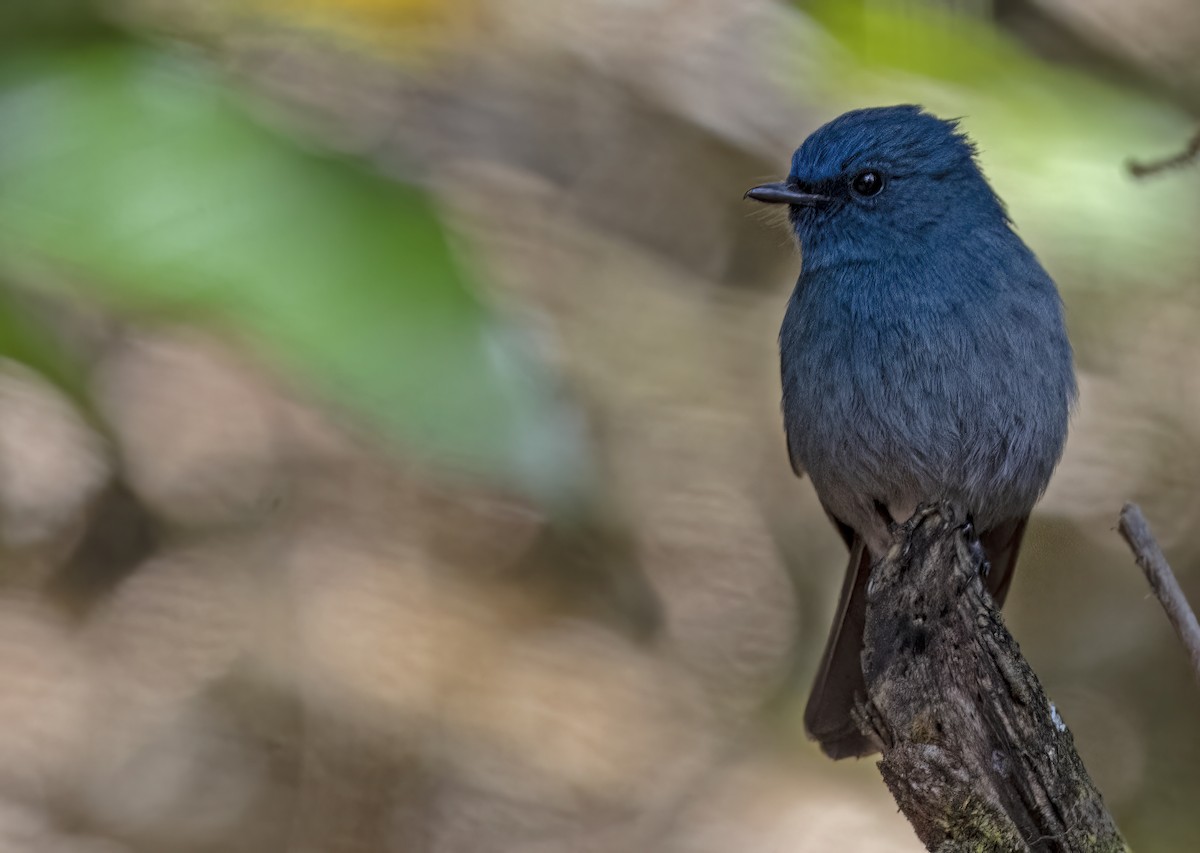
[779,261,1072,531]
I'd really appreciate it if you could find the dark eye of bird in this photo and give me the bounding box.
[850,170,883,198]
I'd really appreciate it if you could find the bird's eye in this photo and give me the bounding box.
[850,170,884,198]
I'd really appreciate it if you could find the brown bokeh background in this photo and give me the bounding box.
[1,1,1199,850]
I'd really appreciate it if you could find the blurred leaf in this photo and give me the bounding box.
[0,45,589,505]
[0,0,115,45]
[0,284,91,414]
[799,0,1030,86]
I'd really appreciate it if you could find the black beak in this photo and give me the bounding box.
[744,181,829,207]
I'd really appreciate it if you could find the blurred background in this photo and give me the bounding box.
[0,0,1198,850]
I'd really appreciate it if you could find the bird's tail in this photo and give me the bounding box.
[802,516,1029,760]
[803,536,875,759]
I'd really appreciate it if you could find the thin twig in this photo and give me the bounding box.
[1127,129,1200,178]
[1117,503,1200,685]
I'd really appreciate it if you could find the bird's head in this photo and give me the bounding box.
[747,105,1008,266]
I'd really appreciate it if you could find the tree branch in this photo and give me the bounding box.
[857,502,1128,853]
[1117,502,1200,686]
[1127,128,1200,177]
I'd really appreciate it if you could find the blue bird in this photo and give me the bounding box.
[746,106,1076,759]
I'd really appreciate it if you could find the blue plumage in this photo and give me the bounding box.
[747,105,1076,758]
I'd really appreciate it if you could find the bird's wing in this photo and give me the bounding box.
[785,428,805,478]
[979,515,1028,607]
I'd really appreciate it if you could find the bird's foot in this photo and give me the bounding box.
[961,516,991,579]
